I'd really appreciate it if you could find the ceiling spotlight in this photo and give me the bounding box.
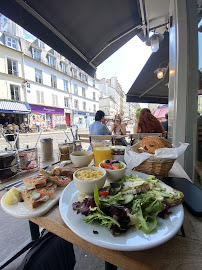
[146,33,164,53]
[154,68,167,79]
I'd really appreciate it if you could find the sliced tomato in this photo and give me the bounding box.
[111,164,120,170]
[99,191,109,197]
[101,163,113,169]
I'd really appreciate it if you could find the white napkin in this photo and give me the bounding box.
[124,143,189,170]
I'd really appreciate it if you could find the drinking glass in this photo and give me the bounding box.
[91,140,111,167]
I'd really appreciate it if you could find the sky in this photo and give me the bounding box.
[97,36,152,94]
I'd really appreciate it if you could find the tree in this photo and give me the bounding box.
[135,107,141,119]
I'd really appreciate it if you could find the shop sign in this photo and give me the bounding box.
[30,104,64,115]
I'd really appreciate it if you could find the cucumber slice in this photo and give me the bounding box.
[122,194,134,204]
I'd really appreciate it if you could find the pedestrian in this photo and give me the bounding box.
[36,120,40,132]
[133,108,166,137]
[110,114,128,146]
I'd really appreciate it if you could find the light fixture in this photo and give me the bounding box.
[146,33,164,53]
[154,67,167,79]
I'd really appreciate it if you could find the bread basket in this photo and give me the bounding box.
[131,142,175,176]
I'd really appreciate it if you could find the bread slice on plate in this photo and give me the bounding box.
[20,183,57,209]
[23,175,47,189]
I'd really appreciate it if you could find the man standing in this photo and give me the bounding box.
[89,110,110,135]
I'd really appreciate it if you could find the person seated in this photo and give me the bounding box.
[110,114,126,135]
[89,110,110,135]
[88,110,110,151]
[133,108,165,137]
[161,113,168,132]
[110,114,128,146]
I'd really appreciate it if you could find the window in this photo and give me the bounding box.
[80,73,87,83]
[51,75,57,88]
[64,80,68,92]
[49,56,56,68]
[52,94,58,106]
[10,85,20,101]
[93,80,96,87]
[83,102,86,110]
[39,41,45,49]
[32,48,41,61]
[93,92,96,101]
[74,99,79,109]
[82,87,86,97]
[64,97,69,108]
[36,90,44,104]
[72,68,77,78]
[6,36,17,49]
[73,84,78,95]
[61,62,67,73]
[35,69,42,83]
[93,104,96,112]
[7,59,18,76]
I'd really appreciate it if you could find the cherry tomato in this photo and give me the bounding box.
[99,191,109,197]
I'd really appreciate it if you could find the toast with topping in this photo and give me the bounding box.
[20,183,57,209]
[23,174,47,189]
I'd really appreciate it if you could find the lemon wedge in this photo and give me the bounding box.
[4,187,20,205]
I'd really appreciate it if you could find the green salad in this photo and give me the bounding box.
[72,174,183,236]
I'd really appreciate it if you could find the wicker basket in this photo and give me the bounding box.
[131,142,175,176]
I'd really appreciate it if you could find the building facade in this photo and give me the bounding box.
[0,19,99,130]
[99,77,139,122]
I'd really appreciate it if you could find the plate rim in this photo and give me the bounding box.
[59,171,184,251]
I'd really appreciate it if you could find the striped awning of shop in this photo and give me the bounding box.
[0,100,31,114]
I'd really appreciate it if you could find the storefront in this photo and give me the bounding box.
[29,104,65,130]
[0,100,31,127]
[73,111,95,129]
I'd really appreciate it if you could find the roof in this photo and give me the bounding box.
[1,0,142,77]
[126,32,169,104]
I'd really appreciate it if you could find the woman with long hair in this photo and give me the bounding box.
[110,114,126,135]
[110,114,128,145]
[134,108,165,137]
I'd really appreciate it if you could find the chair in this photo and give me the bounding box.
[129,133,163,146]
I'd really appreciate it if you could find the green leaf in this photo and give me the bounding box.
[94,185,104,215]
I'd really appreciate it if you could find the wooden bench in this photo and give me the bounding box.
[78,134,90,143]
[129,133,163,146]
[78,134,115,144]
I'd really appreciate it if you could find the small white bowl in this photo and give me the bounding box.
[73,167,106,195]
[99,161,126,183]
[70,151,93,167]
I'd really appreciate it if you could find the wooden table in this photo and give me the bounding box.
[1,161,202,270]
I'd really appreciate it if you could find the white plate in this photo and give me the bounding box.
[1,186,64,219]
[59,170,184,251]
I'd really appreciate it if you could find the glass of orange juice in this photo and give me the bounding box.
[91,140,111,167]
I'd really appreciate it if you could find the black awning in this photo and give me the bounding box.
[126,32,169,104]
[0,0,142,77]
